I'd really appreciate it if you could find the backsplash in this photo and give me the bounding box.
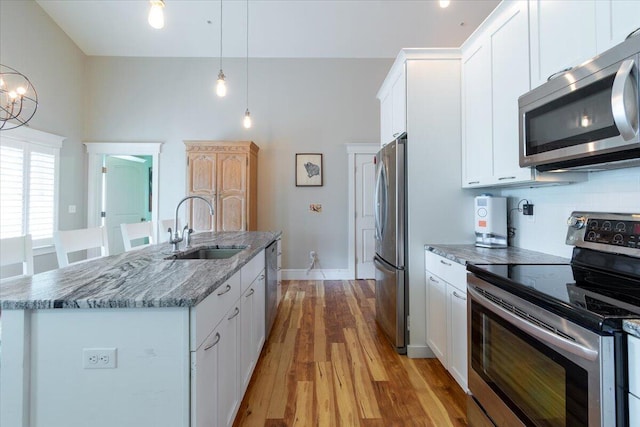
[500,168,640,259]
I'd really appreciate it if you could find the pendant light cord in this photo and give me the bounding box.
[245,0,249,109]
[219,0,223,71]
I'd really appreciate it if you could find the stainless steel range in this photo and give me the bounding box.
[467,211,640,427]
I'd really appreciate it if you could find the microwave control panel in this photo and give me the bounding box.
[566,212,640,257]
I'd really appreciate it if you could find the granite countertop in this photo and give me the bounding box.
[624,319,640,338]
[0,231,281,310]
[424,244,570,266]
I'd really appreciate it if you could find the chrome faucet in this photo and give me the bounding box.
[169,195,215,252]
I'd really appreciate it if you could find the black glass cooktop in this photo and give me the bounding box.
[467,250,640,332]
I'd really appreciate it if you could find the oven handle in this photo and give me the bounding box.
[611,58,638,141]
[468,285,599,362]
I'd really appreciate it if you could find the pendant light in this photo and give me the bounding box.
[148,0,165,29]
[216,0,227,97]
[243,0,252,128]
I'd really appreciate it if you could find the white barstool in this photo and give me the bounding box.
[0,234,34,282]
[120,221,155,252]
[53,226,109,267]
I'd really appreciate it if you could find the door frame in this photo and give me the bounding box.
[85,142,162,241]
[346,143,379,279]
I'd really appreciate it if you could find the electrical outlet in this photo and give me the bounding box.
[83,348,117,369]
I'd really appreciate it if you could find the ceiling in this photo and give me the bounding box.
[36,0,500,59]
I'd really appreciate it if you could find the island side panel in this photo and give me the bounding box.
[0,309,32,427]
[14,307,190,427]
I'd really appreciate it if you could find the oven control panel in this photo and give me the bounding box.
[566,211,640,257]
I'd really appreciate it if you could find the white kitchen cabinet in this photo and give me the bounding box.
[461,1,585,188]
[447,283,467,391]
[426,274,448,363]
[380,91,393,147]
[391,67,406,139]
[529,0,597,90]
[377,63,406,145]
[217,303,241,427]
[277,238,282,304]
[595,1,640,53]
[240,270,266,394]
[191,251,267,427]
[490,2,533,184]
[630,334,640,426]
[191,327,221,427]
[530,0,640,90]
[425,250,468,391]
[461,41,492,187]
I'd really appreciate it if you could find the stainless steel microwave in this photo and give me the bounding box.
[519,34,640,172]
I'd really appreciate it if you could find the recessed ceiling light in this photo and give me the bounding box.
[439,0,451,8]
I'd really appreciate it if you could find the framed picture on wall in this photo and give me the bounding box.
[295,153,323,187]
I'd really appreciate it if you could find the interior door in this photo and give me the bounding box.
[355,153,376,279]
[105,156,149,254]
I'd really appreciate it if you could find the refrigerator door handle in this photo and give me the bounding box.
[375,161,387,243]
[374,254,400,272]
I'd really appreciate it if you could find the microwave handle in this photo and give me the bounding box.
[611,58,639,141]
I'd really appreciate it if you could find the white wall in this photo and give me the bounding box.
[0,0,87,273]
[501,168,640,258]
[83,56,391,270]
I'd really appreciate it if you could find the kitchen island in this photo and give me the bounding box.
[0,231,281,427]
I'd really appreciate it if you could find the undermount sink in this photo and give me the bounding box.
[168,245,247,260]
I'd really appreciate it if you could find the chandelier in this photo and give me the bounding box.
[0,64,38,131]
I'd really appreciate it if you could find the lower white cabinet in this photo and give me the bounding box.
[427,274,448,363]
[630,334,640,426]
[425,250,468,392]
[240,271,266,393]
[191,249,267,427]
[447,284,467,390]
[218,303,241,427]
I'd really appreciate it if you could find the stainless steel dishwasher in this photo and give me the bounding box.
[265,240,278,336]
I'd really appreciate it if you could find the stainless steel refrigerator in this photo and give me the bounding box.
[374,134,407,354]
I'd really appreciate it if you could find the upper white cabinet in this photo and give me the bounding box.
[529,0,597,89]
[461,1,585,188]
[462,1,534,187]
[595,1,640,52]
[530,0,640,90]
[378,63,406,145]
[461,42,492,186]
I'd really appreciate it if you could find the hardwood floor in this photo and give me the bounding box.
[233,280,468,427]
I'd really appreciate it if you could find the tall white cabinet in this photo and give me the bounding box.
[377,49,475,358]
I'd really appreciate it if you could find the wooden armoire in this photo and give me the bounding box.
[184,141,259,232]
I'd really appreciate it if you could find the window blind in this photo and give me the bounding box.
[0,145,25,238]
[29,151,56,240]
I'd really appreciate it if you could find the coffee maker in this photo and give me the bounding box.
[474,195,507,248]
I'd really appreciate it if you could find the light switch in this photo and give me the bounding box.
[68,205,76,214]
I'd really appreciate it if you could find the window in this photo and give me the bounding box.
[0,127,64,248]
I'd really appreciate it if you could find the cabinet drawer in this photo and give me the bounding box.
[630,335,640,397]
[424,251,466,288]
[241,249,265,293]
[190,271,241,351]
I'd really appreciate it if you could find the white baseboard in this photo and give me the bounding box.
[281,269,353,280]
[407,345,436,359]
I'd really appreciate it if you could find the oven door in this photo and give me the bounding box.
[467,274,616,427]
